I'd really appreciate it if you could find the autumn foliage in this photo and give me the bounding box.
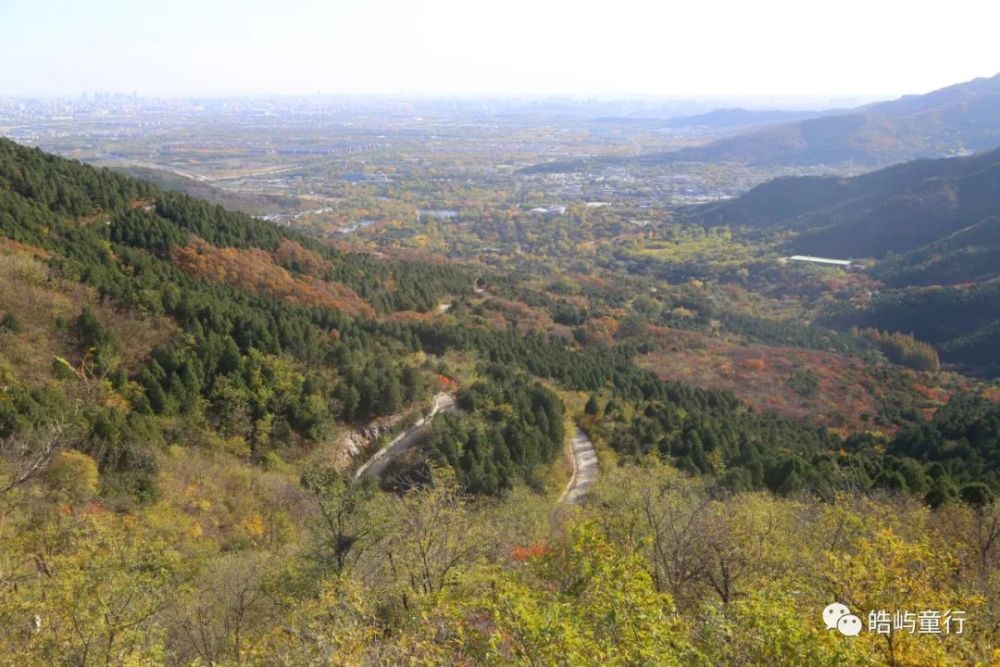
[858,327,941,373]
[273,238,334,276]
[172,237,374,317]
[510,542,549,562]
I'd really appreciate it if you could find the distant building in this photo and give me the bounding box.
[344,172,391,183]
[787,255,854,268]
[417,209,458,220]
[528,206,566,216]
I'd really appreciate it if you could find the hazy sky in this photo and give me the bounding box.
[0,0,997,97]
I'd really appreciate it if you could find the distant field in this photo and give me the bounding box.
[113,165,306,216]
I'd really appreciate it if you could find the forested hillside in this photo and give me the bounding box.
[685,146,1000,377]
[0,137,471,495]
[2,139,1000,664]
[2,136,999,503]
[692,146,1000,264]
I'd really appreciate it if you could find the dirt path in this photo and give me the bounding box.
[559,427,598,504]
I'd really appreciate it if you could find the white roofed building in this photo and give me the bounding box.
[787,255,854,268]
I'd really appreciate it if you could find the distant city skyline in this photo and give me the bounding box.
[0,91,891,109]
[0,0,997,98]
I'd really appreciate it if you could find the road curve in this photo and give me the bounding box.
[353,393,455,482]
[559,427,598,504]
[354,396,598,504]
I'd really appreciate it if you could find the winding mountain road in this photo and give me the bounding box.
[559,427,598,504]
[353,393,456,482]
[354,394,598,504]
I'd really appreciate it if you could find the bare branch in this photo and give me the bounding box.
[0,423,65,495]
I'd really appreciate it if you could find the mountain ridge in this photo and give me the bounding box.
[689,146,1000,267]
[522,72,1000,172]
[685,144,1000,376]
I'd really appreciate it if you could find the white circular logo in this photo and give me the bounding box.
[837,614,863,637]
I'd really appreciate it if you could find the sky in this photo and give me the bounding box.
[0,0,998,98]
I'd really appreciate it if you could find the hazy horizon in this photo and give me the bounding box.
[1,0,997,99]
[0,90,895,107]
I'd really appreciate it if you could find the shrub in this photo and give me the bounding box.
[0,312,19,333]
[45,449,100,500]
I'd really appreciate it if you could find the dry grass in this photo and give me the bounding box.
[0,249,176,386]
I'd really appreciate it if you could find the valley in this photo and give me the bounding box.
[2,66,1000,665]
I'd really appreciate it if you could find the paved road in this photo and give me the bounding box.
[354,396,598,506]
[559,427,598,504]
[353,393,455,482]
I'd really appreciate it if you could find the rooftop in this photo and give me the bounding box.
[788,255,852,267]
